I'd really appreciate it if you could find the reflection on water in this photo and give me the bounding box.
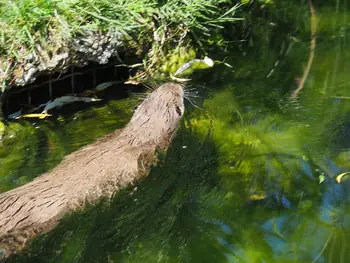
[2,1,350,262]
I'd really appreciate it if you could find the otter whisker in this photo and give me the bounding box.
[130,92,149,101]
[143,79,163,91]
[148,80,160,90]
[184,89,204,98]
[131,90,150,96]
[189,84,209,91]
[185,95,205,99]
[143,83,155,91]
[184,96,204,110]
[184,91,199,95]
[184,89,199,93]
[184,88,198,92]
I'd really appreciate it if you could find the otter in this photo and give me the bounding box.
[0,82,184,258]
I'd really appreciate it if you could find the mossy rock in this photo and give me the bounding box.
[158,47,197,76]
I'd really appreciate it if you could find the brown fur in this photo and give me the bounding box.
[0,82,184,258]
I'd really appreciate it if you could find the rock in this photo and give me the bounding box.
[7,30,125,87]
[72,30,124,64]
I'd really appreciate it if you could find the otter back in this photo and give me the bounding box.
[0,82,185,258]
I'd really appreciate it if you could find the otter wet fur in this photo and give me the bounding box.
[0,82,185,259]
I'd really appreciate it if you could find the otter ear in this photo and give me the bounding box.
[175,104,183,116]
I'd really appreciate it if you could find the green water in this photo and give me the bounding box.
[2,1,350,262]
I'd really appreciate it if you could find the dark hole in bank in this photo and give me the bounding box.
[2,58,145,118]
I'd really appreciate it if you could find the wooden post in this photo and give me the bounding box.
[93,68,97,88]
[28,90,31,106]
[49,75,53,100]
[71,67,75,94]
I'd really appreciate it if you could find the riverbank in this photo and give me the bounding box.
[0,0,243,90]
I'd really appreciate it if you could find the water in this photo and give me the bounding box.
[1,1,350,262]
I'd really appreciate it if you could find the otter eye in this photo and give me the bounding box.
[175,105,183,116]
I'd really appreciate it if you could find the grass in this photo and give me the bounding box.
[0,0,243,90]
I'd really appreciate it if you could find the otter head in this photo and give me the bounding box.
[123,82,184,146]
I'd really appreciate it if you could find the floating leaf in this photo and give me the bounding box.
[42,96,102,113]
[124,80,141,85]
[170,74,191,82]
[173,56,215,77]
[173,60,196,76]
[22,113,52,119]
[336,172,350,183]
[223,62,233,68]
[319,174,325,184]
[249,193,267,201]
[8,109,22,119]
[203,56,214,67]
[96,81,118,91]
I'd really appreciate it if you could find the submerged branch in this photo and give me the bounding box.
[290,0,317,99]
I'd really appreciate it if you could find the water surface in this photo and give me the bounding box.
[1,1,350,262]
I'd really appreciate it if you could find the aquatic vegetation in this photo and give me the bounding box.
[0,121,38,192]
[159,47,197,76]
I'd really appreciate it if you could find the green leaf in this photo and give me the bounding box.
[319,174,325,184]
[336,172,350,183]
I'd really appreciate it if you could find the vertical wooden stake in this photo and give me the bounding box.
[28,87,32,106]
[49,75,53,100]
[71,67,75,94]
[93,68,97,88]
